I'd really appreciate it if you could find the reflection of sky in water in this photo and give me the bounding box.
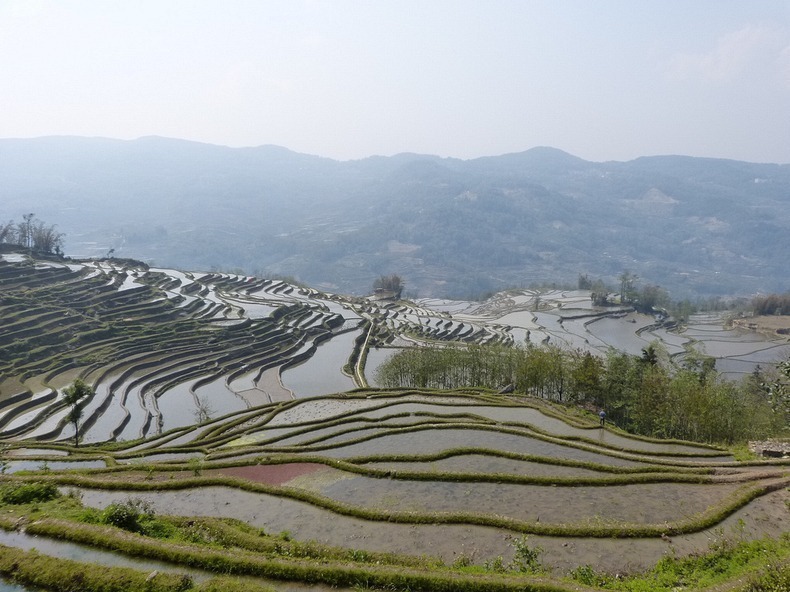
[281,330,361,397]
[364,347,397,386]
[314,428,648,467]
[585,315,654,354]
[0,579,31,592]
[3,459,106,473]
[5,275,788,448]
[337,402,719,455]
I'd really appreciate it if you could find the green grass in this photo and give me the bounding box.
[0,544,196,592]
[569,532,790,592]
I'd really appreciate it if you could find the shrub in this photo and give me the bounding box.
[570,564,609,586]
[98,498,176,539]
[0,481,60,505]
[509,535,544,574]
[744,562,790,591]
[100,499,152,533]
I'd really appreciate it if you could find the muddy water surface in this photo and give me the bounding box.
[351,402,721,456]
[308,475,745,524]
[311,428,651,468]
[361,455,613,478]
[72,485,790,574]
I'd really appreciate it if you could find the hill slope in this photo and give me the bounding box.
[1,136,788,298]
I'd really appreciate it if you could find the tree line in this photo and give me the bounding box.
[577,271,782,322]
[752,293,790,316]
[0,213,64,255]
[375,342,788,444]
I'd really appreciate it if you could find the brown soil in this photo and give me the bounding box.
[732,315,790,337]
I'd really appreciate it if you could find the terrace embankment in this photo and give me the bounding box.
[3,390,788,583]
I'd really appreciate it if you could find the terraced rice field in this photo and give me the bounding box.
[1,389,789,587]
[2,252,790,591]
[0,254,522,444]
[3,253,788,445]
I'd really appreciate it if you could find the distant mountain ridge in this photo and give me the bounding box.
[1,136,788,298]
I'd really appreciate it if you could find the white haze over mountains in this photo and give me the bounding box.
[0,0,788,164]
[1,137,788,299]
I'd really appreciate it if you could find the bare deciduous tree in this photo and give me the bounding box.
[31,221,64,255]
[373,274,404,299]
[1,214,64,254]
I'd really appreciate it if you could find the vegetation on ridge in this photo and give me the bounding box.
[376,343,789,444]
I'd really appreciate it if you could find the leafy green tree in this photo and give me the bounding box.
[1,214,64,255]
[752,293,790,316]
[31,220,64,255]
[375,340,784,444]
[603,349,642,427]
[590,279,611,306]
[569,351,604,406]
[670,299,695,323]
[0,220,16,244]
[765,358,790,430]
[682,347,717,385]
[62,379,93,447]
[577,274,592,290]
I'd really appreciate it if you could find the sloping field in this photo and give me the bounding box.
[3,252,788,447]
[0,254,520,444]
[2,390,789,591]
[2,253,790,591]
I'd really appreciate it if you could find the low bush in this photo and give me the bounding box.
[97,498,175,538]
[568,534,790,591]
[0,481,60,505]
[101,499,150,532]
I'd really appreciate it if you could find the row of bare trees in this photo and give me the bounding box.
[0,213,64,255]
[373,274,404,299]
[752,293,790,316]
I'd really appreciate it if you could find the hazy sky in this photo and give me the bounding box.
[2,0,789,163]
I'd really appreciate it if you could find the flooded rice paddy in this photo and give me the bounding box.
[306,474,745,524]
[360,455,609,478]
[3,256,790,588]
[0,529,348,592]
[302,427,661,467]
[68,479,790,574]
[2,389,789,581]
[2,254,787,442]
